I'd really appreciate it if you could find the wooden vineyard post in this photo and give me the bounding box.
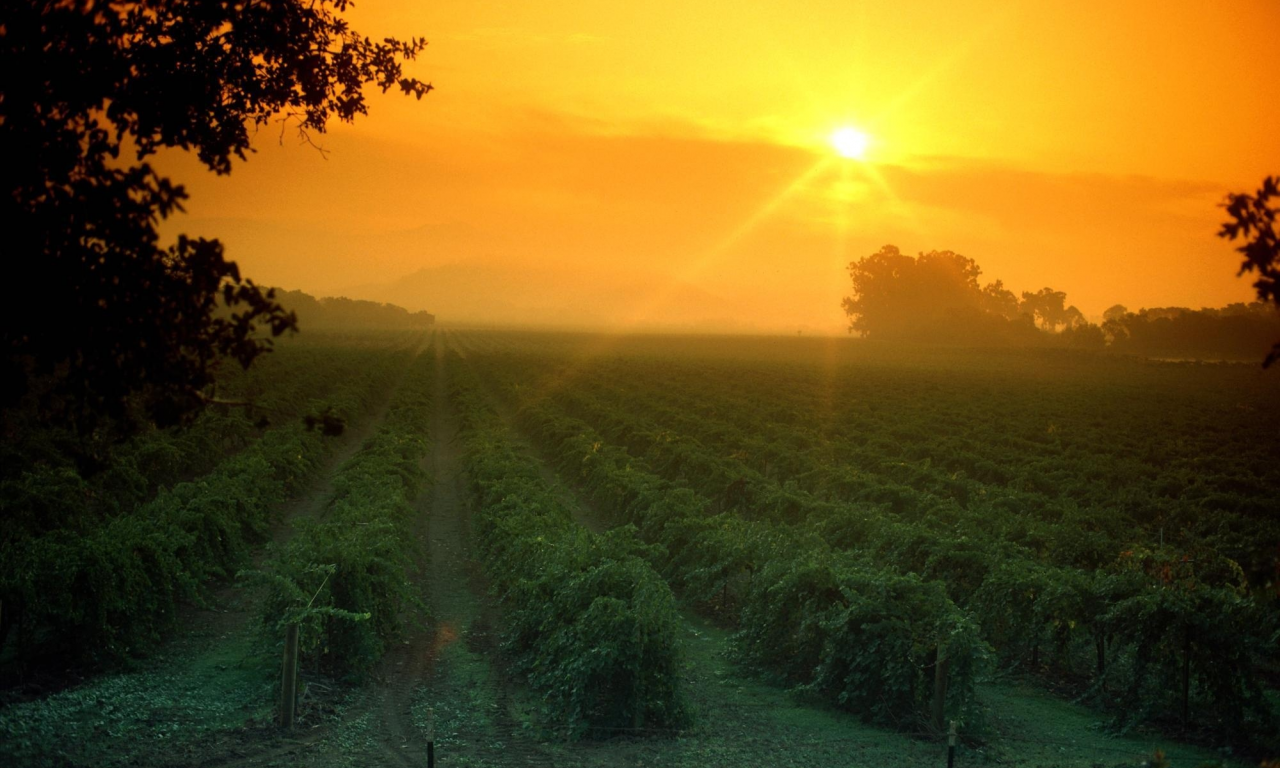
[427,707,435,768]
[1181,623,1191,732]
[1095,630,1106,683]
[279,623,300,730]
[932,644,950,734]
[947,720,957,768]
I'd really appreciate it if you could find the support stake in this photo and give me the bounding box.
[279,623,300,730]
[427,707,435,768]
[947,720,957,768]
[1181,623,1192,732]
[932,645,950,734]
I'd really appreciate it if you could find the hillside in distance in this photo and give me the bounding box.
[275,288,435,330]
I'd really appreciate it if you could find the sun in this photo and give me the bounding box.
[831,127,870,160]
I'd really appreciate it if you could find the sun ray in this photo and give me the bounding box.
[870,5,1018,129]
[676,156,834,282]
[503,154,836,407]
[490,2,1010,405]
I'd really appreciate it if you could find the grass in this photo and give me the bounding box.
[410,632,513,766]
[978,682,1242,768]
[0,592,1246,768]
[0,591,275,767]
[309,694,382,767]
[394,601,1247,768]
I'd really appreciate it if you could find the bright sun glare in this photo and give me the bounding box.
[831,127,870,159]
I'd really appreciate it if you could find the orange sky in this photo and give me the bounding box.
[158,0,1280,333]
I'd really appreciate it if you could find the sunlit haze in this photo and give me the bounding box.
[157,0,1279,333]
[832,128,870,160]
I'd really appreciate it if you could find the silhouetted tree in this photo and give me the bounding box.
[1019,287,1070,331]
[1103,304,1129,323]
[1219,176,1279,366]
[979,280,1021,320]
[1104,302,1280,361]
[840,244,1277,360]
[843,246,1077,345]
[844,245,985,339]
[1060,320,1105,349]
[1,0,432,431]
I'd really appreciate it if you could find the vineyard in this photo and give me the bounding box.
[2,329,1277,767]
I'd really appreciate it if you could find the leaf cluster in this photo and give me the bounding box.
[0,341,406,667]
[1,0,431,430]
[251,354,433,676]
[450,354,688,737]
[1220,176,1280,366]
[470,344,1280,749]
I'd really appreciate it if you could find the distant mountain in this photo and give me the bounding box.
[335,260,765,332]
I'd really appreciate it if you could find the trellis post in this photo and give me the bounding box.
[279,623,300,729]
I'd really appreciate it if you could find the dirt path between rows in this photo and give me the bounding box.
[206,344,414,633]
[359,336,556,767]
[362,344,442,766]
[444,334,608,537]
[270,372,408,544]
[185,346,419,768]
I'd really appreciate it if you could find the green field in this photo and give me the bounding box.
[2,329,1276,767]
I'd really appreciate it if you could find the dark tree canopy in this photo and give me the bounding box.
[843,245,984,339]
[841,244,1280,360]
[1102,303,1280,361]
[843,245,1044,344]
[1,0,432,431]
[979,279,1021,320]
[1019,287,1072,331]
[1103,304,1129,323]
[1219,176,1279,367]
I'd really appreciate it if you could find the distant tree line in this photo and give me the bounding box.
[843,245,1280,361]
[1100,302,1280,361]
[275,289,435,330]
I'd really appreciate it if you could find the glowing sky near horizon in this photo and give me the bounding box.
[159,0,1280,332]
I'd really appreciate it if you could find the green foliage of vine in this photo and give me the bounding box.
[450,354,688,737]
[0,341,410,666]
[251,354,433,676]
[474,345,1279,749]
[513,396,987,730]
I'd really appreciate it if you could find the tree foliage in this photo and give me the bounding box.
[1,0,432,431]
[1103,304,1129,323]
[844,245,990,339]
[1219,176,1280,366]
[843,244,1280,360]
[1103,303,1280,360]
[842,245,1052,345]
[980,279,1021,320]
